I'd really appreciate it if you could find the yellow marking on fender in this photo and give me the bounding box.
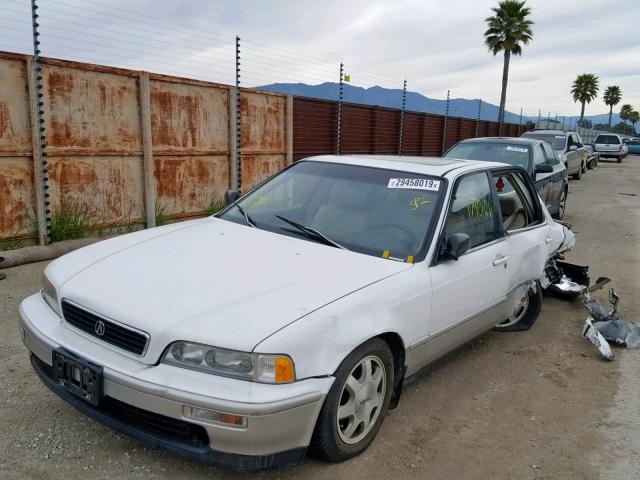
[382,250,390,259]
[406,256,414,264]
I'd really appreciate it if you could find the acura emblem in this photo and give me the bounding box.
[94,320,105,336]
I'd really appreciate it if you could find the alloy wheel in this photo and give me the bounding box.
[336,355,386,445]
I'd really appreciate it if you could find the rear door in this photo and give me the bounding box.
[491,169,549,320]
[541,142,565,211]
[532,144,552,206]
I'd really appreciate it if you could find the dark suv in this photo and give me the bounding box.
[444,137,569,219]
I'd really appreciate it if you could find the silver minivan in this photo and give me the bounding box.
[521,130,586,180]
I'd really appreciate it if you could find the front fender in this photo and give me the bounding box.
[253,266,431,380]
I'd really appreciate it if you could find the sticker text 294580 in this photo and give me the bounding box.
[387,178,440,191]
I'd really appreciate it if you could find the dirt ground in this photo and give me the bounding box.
[1,156,639,480]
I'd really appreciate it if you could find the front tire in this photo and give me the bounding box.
[493,284,543,332]
[310,338,394,462]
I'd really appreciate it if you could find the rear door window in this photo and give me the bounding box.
[493,172,541,232]
[533,145,546,165]
[541,143,559,165]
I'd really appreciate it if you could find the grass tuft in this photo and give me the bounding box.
[154,201,169,227]
[204,198,226,217]
[49,199,93,243]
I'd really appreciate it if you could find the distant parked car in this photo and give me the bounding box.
[593,134,626,163]
[623,138,640,155]
[520,130,586,180]
[444,137,568,219]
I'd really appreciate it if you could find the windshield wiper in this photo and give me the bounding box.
[275,215,346,250]
[232,201,257,228]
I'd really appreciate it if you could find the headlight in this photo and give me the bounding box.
[162,341,295,384]
[41,273,61,317]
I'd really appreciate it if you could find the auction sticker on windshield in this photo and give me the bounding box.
[506,146,528,153]
[388,178,440,190]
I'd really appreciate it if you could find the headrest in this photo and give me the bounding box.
[499,194,517,216]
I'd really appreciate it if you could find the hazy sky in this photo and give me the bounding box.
[2,0,639,117]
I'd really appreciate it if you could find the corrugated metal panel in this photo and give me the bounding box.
[155,155,229,216]
[0,57,31,156]
[240,154,286,192]
[0,56,34,238]
[43,64,141,155]
[293,97,336,161]
[46,156,144,222]
[150,80,229,154]
[240,92,286,153]
[0,158,34,238]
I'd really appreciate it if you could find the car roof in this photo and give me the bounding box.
[522,129,573,135]
[457,136,538,146]
[305,154,507,177]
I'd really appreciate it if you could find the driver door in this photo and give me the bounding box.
[426,172,509,356]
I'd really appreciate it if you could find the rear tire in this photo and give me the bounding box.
[572,165,582,180]
[617,157,622,163]
[552,187,568,220]
[310,338,394,462]
[493,284,543,332]
[581,161,587,174]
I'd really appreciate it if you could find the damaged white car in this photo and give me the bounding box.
[20,155,574,471]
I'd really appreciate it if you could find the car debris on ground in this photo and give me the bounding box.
[582,288,640,361]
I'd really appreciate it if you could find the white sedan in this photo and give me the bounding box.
[19,155,573,471]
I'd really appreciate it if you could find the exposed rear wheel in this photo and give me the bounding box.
[310,338,394,462]
[493,284,542,332]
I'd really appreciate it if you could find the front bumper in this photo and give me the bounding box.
[19,293,334,471]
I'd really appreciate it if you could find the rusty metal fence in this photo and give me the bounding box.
[293,96,524,161]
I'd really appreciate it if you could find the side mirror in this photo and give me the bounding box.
[444,233,471,261]
[535,164,553,174]
[224,190,240,205]
[568,145,578,151]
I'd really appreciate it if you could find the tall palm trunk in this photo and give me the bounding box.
[498,50,510,131]
[580,102,585,121]
[608,105,613,127]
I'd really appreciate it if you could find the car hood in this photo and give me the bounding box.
[52,218,410,362]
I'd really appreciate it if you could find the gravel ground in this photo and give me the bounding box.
[1,156,639,479]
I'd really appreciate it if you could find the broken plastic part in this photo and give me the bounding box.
[582,318,614,361]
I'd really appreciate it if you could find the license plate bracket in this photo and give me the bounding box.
[52,348,103,406]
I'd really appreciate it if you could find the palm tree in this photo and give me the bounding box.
[571,73,599,121]
[484,0,534,129]
[620,104,634,125]
[602,85,622,128]
[630,110,639,134]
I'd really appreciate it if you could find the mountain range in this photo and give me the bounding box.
[257,82,625,127]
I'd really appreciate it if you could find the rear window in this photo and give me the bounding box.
[595,135,620,144]
[444,142,529,169]
[521,133,565,150]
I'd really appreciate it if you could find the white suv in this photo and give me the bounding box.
[593,134,627,163]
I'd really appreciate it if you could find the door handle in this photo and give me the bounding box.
[492,254,509,266]
[545,236,553,244]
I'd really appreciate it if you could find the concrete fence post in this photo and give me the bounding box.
[286,95,293,166]
[26,56,47,245]
[138,71,156,228]
[228,87,239,190]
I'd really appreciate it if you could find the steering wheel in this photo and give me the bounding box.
[372,222,419,245]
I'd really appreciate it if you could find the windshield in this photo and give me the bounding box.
[522,133,566,150]
[595,135,620,144]
[218,161,444,261]
[445,142,530,169]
